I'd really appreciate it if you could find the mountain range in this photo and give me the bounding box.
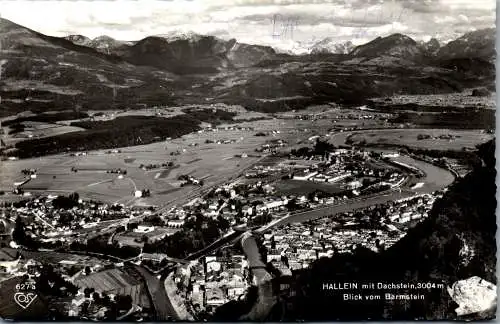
[63,28,496,62]
[0,17,495,117]
[309,39,354,55]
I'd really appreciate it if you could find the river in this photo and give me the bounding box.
[257,152,455,233]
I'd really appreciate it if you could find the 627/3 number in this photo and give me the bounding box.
[16,283,36,291]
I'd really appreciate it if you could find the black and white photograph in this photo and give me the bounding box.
[0,0,496,321]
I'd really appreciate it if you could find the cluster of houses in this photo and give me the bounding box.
[285,149,405,195]
[168,187,440,316]
[2,197,158,245]
[244,164,283,178]
[154,148,413,233]
[173,254,249,314]
[199,125,255,134]
[386,194,437,224]
[262,224,395,269]
[259,193,439,272]
[255,139,287,154]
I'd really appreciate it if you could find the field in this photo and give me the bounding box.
[344,129,493,151]
[0,116,340,207]
[1,107,484,208]
[275,179,344,195]
[74,268,150,308]
[3,121,84,146]
[114,227,179,247]
[13,249,112,267]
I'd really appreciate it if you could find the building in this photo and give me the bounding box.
[257,198,289,211]
[346,180,362,190]
[141,253,168,263]
[382,152,400,158]
[134,225,155,233]
[166,219,185,228]
[293,170,318,181]
[205,283,227,307]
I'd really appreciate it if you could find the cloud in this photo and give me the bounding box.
[0,0,495,53]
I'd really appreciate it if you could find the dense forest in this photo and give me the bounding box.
[215,139,496,321]
[5,108,241,159]
[390,110,495,130]
[181,108,236,125]
[12,115,201,158]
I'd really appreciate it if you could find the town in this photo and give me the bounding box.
[0,3,496,320]
[0,137,450,320]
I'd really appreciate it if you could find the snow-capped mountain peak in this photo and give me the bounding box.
[155,30,205,43]
[309,38,354,54]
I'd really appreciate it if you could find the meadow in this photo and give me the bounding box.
[275,179,344,196]
[0,119,289,207]
[347,129,493,151]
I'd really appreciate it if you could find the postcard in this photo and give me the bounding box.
[0,0,496,321]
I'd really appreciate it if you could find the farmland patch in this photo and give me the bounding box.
[347,129,493,151]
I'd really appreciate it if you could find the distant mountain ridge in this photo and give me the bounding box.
[0,16,495,120]
[61,25,497,68]
[350,33,421,58]
[310,29,493,60]
[64,31,277,73]
[63,28,496,62]
[310,38,354,54]
[421,38,440,56]
[437,28,496,61]
[64,35,135,54]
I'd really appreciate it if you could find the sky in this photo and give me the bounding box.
[0,0,496,53]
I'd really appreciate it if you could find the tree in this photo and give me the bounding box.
[84,287,94,298]
[69,192,79,202]
[52,194,79,209]
[314,139,335,155]
[116,295,133,311]
[286,198,299,211]
[217,215,230,231]
[12,216,28,246]
[128,223,138,231]
[101,293,111,306]
[93,292,101,302]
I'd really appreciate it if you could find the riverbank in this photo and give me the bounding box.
[164,271,194,320]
